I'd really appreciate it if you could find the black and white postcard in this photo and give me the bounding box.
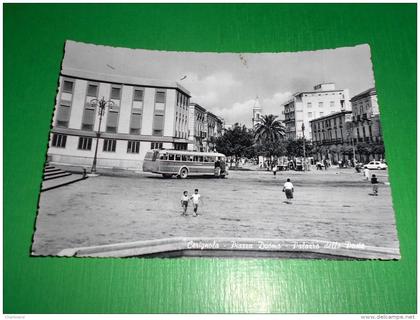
[31,41,400,259]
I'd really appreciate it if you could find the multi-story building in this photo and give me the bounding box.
[350,87,382,144]
[206,111,223,151]
[310,87,384,163]
[188,103,223,152]
[188,103,207,151]
[310,110,353,162]
[48,68,192,170]
[283,83,350,139]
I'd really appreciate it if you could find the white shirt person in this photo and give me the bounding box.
[282,178,294,202]
[190,189,202,217]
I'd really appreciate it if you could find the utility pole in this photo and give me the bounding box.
[302,123,306,171]
[89,97,114,175]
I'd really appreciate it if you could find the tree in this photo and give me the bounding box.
[356,142,372,156]
[254,114,286,159]
[215,123,255,160]
[254,115,286,143]
[342,145,354,156]
[254,139,287,158]
[372,142,385,157]
[286,138,313,158]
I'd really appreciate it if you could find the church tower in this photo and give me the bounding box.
[252,96,263,128]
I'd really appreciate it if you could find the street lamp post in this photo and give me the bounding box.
[302,123,306,171]
[89,97,114,174]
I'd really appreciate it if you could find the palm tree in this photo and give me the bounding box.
[254,114,286,144]
[254,114,286,162]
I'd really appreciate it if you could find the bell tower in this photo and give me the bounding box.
[252,96,263,128]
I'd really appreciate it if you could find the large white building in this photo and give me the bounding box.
[283,83,350,139]
[49,68,194,170]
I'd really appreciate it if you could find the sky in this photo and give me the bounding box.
[63,40,375,127]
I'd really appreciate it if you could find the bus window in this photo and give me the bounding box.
[209,157,215,162]
[193,156,198,162]
[203,157,209,162]
[169,154,175,161]
[181,155,187,161]
[188,155,194,161]
[198,156,203,162]
[175,154,181,161]
[160,153,168,160]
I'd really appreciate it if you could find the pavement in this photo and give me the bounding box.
[31,167,399,257]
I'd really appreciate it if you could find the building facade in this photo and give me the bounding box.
[206,111,223,151]
[350,88,382,144]
[310,110,353,162]
[188,103,223,152]
[283,83,350,139]
[188,103,207,151]
[309,87,384,163]
[49,68,192,170]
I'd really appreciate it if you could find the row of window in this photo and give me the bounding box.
[58,78,167,137]
[307,111,325,119]
[313,129,346,142]
[63,79,152,103]
[307,101,336,108]
[159,154,215,162]
[51,133,167,154]
[313,116,344,130]
[303,92,341,97]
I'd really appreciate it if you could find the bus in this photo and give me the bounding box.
[143,149,228,179]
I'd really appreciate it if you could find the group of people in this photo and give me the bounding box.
[316,159,331,170]
[179,179,295,217]
[364,168,380,196]
[180,189,202,217]
[179,165,381,216]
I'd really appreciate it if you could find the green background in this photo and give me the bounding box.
[4,4,416,313]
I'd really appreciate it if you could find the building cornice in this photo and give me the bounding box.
[61,68,191,97]
[309,110,352,123]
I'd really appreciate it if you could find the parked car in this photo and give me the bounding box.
[364,160,388,170]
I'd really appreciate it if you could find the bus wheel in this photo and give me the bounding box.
[162,174,172,179]
[179,168,189,179]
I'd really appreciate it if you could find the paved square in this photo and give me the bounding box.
[32,167,399,257]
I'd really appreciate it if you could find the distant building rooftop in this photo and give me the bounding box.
[61,67,191,96]
[189,102,207,112]
[206,111,223,122]
[350,88,376,102]
[282,83,347,106]
[309,110,352,123]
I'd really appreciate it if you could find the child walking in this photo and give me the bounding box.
[180,190,189,216]
[190,189,202,217]
[371,174,379,196]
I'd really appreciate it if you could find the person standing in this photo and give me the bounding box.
[364,167,370,181]
[282,178,294,203]
[272,163,278,176]
[371,174,379,196]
